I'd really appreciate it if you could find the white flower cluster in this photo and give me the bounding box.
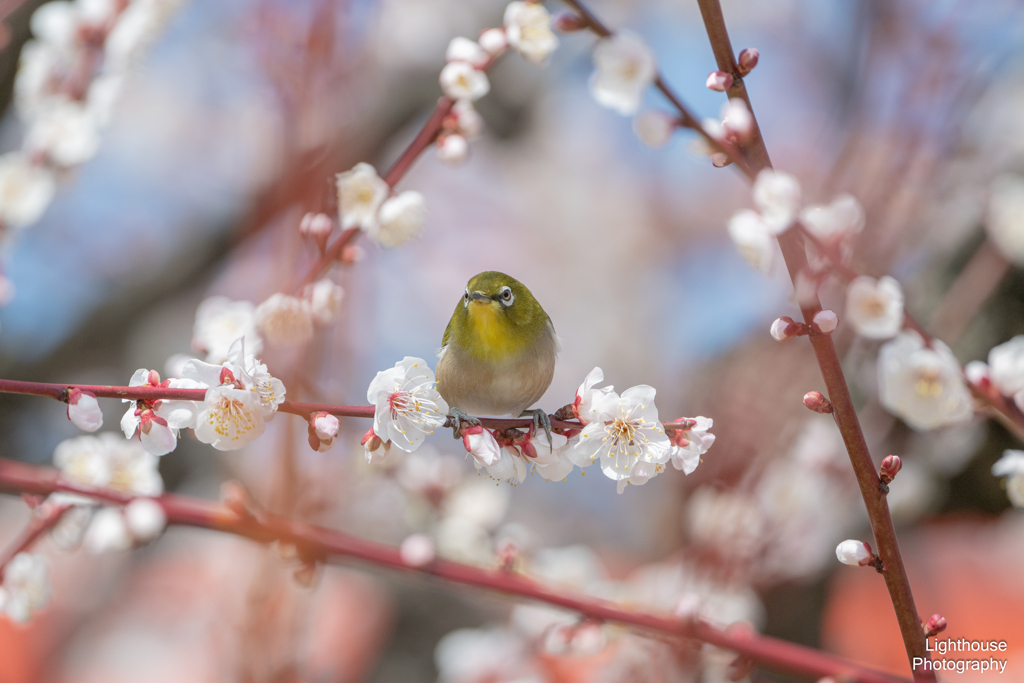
[335,162,426,249]
[435,3,558,165]
[50,432,167,554]
[0,552,51,624]
[726,170,865,279]
[0,0,180,239]
[363,363,713,492]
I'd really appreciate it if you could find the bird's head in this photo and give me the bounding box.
[448,271,550,360]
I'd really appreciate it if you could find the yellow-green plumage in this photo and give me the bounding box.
[436,271,557,417]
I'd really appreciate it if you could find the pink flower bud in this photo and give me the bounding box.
[803,391,833,414]
[496,538,519,570]
[880,455,902,484]
[770,316,802,342]
[67,388,103,432]
[737,48,759,76]
[400,533,436,568]
[300,212,334,253]
[706,70,734,92]
[813,309,838,333]
[923,613,947,637]
[552,11,587,32]
[836,539,873,567]
[361,427,391,464]
[313,411,340,440]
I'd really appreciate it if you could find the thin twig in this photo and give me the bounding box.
[0,457,909,683]
[0,502,71,582]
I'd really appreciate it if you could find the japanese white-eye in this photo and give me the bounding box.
[436,271,558,437]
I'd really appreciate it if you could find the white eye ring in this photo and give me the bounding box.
[499,287,514,307]
[463,288,470,308]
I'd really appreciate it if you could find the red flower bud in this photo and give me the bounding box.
[923,613,947,638]
[802,391,833,414]
[737,48,759,76]
[880,455,902,484]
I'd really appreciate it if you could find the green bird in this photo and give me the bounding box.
[436,271,558,440]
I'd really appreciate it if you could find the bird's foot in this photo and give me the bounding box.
[520,409,553,450]
[448,408,481,439]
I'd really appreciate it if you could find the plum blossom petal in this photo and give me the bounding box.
[368,357,449,452]
[336,162,388,231]
[878,331,973,430]
[503,1,558,64]
[845,276,904,340]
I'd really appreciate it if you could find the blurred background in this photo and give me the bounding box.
[0,0,1024,681]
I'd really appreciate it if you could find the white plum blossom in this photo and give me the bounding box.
[574,384,671,486]
[302,278,343,326]
[478,429,574,484]
[24,101,101,167]
[614,460,664,493]
[336,162,389,231]
[836,540,873,567]
[992,450,1024,507]
[727,209,775,273]
[372,191,426,248]
[436,134,468,164]
[54,433,164,496]
[439,61,490,101]
[121,369,202,456]
[451,99,483,141]
[124,497,167,543]
[67,388,103,432]
[0,152,56,228]
[667,417,715,474]
[800,194,865,242]
[192,296,263,364]
[588,31,656,116]
[255,293,314,347]
[183,339,286,451]
[633,110,676,148]
[986,174,1024,266]
[987,336,1024,403]
[845,276,904,339]
[503,1,558,65]
[878,330,973,431]
[0,552,51,624]
[752,169,802,233]
[446,37,489,68]
[367,357,449,452]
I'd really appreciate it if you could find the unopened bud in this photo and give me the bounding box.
[737,48,759,76]
[496,537,519,571]
[923,613,947,638]
[770,316,803,342]
[436,133,468,165]
[400,533,436,568]
[293,560,319,587]
[552,11,587,32]
[802,390,833,414]
[340,244,364,264]
[964,360,989,387]
[361,427,391,464]
[813,309,838,333]
[880,455,902,484]
[836,539,873,567]
[478,28,508,55]
[706,70,734,92]
[299,212,333,253]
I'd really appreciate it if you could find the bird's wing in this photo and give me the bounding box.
[441,316,453,348]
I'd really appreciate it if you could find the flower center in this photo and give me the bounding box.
[859,295,887,319]
[914,367,944,398]
[609,417,638,445]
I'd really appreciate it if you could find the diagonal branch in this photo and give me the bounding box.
[0,457,909,683]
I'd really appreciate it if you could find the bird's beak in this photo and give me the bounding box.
[468,291,492,304]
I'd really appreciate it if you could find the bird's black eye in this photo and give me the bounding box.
[499,287,514,306]
[464,289,469,300]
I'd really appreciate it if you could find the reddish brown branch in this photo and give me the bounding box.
[0,378,694,433]
[0,457,908,683]
[692,1,933,679]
